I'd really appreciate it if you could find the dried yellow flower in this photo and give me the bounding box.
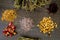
[1,9,17,22]
[37,17,57,35]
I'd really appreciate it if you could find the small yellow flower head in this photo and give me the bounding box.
[1,9,17,22]
[37,17,57,35]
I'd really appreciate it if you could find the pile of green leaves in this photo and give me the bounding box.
[14,0,51,11]
[17,36,41,40]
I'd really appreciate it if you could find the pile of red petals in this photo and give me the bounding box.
[3,22,17,37]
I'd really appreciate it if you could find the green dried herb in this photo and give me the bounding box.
[17,37,34,40]
[17,36,41,40]
[14,0,51,11]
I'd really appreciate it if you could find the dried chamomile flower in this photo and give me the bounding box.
[37,17,57,36]
[19,17,34,32]
[1,9,17,22]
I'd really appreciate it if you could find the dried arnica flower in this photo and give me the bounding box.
[14,0,51,11]
[19,17,34,32]
[47,3,58,13]
[1,9,17,22]
[3,22,17,37]
[37,17,57,36]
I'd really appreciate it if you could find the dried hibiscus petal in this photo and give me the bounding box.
[3,22,17,37]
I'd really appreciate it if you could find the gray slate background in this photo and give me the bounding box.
[0,0,60,40]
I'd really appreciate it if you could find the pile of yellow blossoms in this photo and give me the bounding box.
[1,9,17,22]
[37,17,57,35]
